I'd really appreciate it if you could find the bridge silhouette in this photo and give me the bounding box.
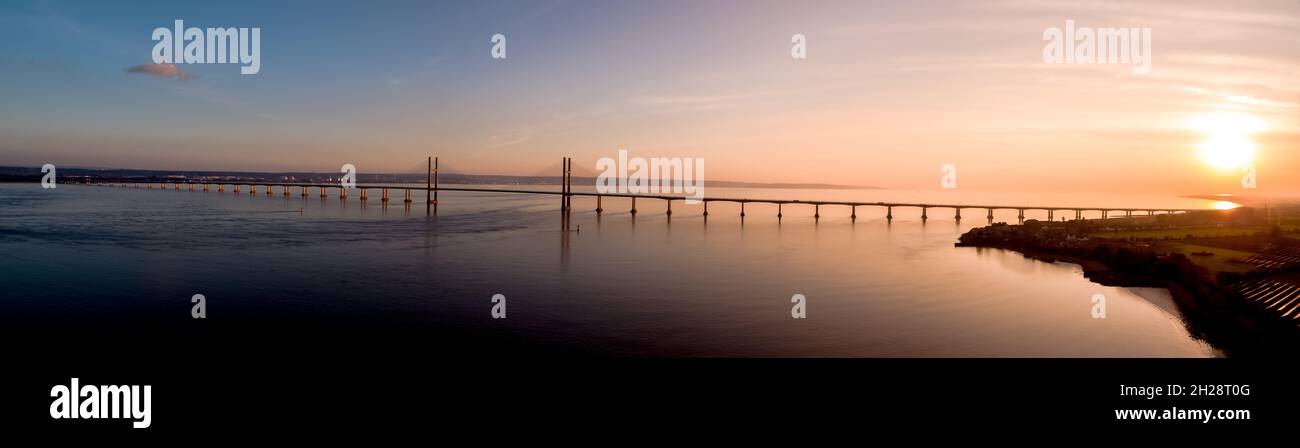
[76,156,1212,224]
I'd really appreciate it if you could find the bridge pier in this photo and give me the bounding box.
[886,206,893,221]
[382,188,390,202]
[921,207,928,221]
[631,197,637,214]
[740,202,746,218]
[283,185,290,196]
[702,200,708,217]
[189,184,195,192]
[340,188,348,199]
[301,186,308,197]
[1102,210,1108,219]
[814,204,820,220]
[666,200,672,216]
[1018,209,1025,224]
[986,208,994,222]
[266,186,272,196]
[360,189,368,201]
[1046,209,1052,221]
[234,185,240,193]
[778,203,783,219]
[596,196,603,213]
[175,183,180,191]
[954,208,961,221]
[203,184,209,192]
[1075,210,1082,220]
[320,187,328,198]
[404,189,412,203]
[251,185,258,195]
[850,206,856,221]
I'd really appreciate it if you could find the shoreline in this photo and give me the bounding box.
[958,241,1299,357]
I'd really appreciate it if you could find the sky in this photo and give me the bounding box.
[1,0,1297,194]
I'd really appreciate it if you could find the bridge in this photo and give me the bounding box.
[74,156,1212,224]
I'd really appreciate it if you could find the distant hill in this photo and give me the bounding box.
[0,166,874,190]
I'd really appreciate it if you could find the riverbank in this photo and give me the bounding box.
[957,222,1300,357]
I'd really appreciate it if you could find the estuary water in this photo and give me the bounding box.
[0,183,1222,357]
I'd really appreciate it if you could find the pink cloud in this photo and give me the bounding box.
[125,63,194,81]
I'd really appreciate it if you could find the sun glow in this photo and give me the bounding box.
[1213,200,1240,210]
[1188,112,1264,171]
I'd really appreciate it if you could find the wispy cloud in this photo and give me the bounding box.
[1181,85,1298,109]
[126,63,195,81]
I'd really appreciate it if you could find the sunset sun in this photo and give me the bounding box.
[1188,112,1263,171]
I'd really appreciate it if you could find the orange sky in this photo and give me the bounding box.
[2,0,1297,195]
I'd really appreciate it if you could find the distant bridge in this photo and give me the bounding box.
[74,156,1215,223]
[78,180,1210,224]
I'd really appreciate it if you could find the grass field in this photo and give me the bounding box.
[1158,242,1259,276]
[1089,226,1267,240]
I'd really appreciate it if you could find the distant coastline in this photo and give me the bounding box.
[0,165,873,190]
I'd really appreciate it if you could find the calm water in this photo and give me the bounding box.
[0,183,1222,357]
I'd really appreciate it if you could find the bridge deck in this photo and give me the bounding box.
[87,181,1210,213]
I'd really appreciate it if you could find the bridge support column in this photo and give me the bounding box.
[204,184,209,192]
[814,204,820,220]
[778,204,783,219]
[666,200,672,216]
[301,186,308,197]
[850,206,856,221]
[266,186,273,196]
[596,196,603,213]
[954,208,961,221]
[320,187,328,198]
[283,186,290,196]
[1018,209,1025,224]
[1046,210,1052,221]
[740,202,746,218]
[404,189,412,203]
[175,183,180,191]
[1075,210,1082,220]
[631,197,637,214]
[702,201,708,217]
[250,185,257,195]
[986,208,994,222]
[886,206,893,221]
[1125,210,1131,218]
[360,189,368,201]
[382,188,390,202]
[340,188,348,199]
[1102,210,1107,219]
[234,185,240,193]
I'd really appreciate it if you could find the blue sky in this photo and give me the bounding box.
[1,0,1297,193]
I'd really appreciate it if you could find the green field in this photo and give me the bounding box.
[1089,226,1267,240]
[1159,242,1258,276]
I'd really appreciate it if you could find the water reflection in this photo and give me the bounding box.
[0,184,1220,357]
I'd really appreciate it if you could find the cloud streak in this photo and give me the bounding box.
[126,63,194,81]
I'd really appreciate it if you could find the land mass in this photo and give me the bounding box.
[0,166,874,190]
[957,207,1300,357]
